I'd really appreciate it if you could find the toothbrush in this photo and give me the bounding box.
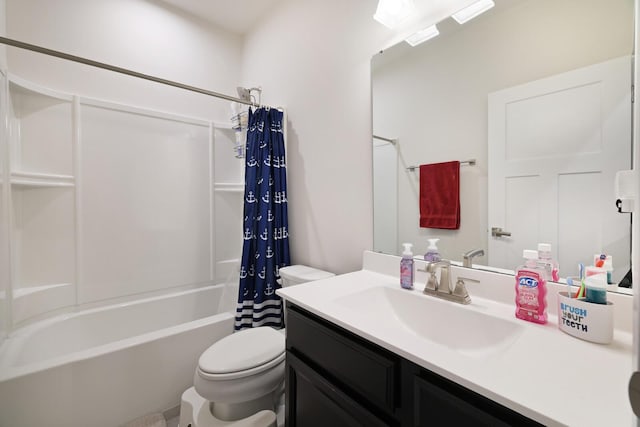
[579,263,584,281]
[566,277,573,298]
[576,263,586,298]
[576,281,586,299]
[577,263,587,298]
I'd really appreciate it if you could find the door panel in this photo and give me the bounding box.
[488,55,631,279]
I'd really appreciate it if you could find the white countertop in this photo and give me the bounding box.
[277,253,634,427]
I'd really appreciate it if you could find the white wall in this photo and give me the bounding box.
[633,0,640,405]
[241,0,476,273]
[240,0,381,274]
[6,0,242,122]
[372,0,634,263]
[0,0,8,341]
[0,0,6,69]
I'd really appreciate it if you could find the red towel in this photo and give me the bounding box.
[419,161,460,229]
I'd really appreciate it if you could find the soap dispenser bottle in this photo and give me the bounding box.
[424,238,441,262]
[537,243,559,282]
[400,243,415,290]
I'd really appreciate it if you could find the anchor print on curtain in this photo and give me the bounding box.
[235,107,290,330]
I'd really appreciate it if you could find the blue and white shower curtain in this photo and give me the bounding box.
[235,107,290,331]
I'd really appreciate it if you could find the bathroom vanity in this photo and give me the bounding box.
[285,303,542,426]
[277,251,634,427]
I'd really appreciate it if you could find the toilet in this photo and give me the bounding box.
[179,265,334,427]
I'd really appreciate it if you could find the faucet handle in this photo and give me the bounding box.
[453,279,472,304]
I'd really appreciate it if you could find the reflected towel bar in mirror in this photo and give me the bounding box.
[406,159,476,172]
[373,134,397,144]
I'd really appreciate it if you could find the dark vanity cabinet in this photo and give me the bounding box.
[285,303,543,427]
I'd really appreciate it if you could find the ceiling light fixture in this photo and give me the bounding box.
[373,0,416,29]
[452,0,495,24]
[405,25,440,47]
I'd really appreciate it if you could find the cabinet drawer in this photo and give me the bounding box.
[286,304,399,413]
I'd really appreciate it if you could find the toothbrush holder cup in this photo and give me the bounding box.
[557,292,613,344]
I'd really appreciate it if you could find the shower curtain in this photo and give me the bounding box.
[235,107,290,331]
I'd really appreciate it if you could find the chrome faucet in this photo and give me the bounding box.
[462,248,485,268]
[423,259,471,304]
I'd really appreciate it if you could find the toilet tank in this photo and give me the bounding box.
[279,265,334,287]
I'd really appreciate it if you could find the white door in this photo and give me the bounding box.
[488,56,631,280]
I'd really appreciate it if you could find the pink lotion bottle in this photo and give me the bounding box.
[515,249,548,324]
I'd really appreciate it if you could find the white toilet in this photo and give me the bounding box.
[179,265,334,427]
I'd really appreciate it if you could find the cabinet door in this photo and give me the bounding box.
[286,304,399,413]
[413,372,543,427]
[286,351,390,427]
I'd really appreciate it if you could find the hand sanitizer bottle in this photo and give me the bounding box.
[400,243,414,290]
[515,249,548,324]
[424,238,441,262]
[537,243,559,282]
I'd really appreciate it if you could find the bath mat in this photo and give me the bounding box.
[122,413,167,427]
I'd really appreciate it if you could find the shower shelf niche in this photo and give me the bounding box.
[213,126,245,283]
[6,74,76,324]
[8,75,74,177]
[10,171,75,188]
[214,183,244,193]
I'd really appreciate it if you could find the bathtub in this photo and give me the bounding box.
[0,283,236,427]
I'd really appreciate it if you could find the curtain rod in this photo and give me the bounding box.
[406,159,476,171]
[0,36,263,108]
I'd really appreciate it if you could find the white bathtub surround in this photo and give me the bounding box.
[3,74,245,328]
[277,251,634,427]
[0,284,234,427]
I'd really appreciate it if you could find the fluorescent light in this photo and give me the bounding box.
[405,25,440,47]
[452,0,495,24]
[373,0,416,29]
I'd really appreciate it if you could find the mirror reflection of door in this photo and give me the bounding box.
[488,56,631,282]
[373,138,398,255]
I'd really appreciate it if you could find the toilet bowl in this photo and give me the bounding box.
[181,265,334,427]
[194,327,286,421]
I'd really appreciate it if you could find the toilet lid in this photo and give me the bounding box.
[279,265,335,282]
[198,327,285,375]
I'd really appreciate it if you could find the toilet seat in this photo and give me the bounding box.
[197,327,285,381]
[197,352,285,381]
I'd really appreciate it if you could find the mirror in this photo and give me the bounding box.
[372,0,634,291]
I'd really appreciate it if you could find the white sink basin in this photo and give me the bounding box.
[333,286,524,359]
